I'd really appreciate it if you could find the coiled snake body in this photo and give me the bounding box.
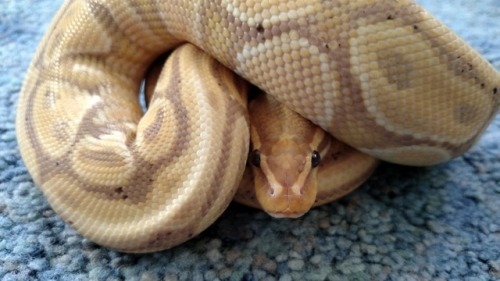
[16,0,500,252]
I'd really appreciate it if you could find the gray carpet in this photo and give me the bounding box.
[1,0,499,280]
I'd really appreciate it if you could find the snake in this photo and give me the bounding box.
[16,0,500,253]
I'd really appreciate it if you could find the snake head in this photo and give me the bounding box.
[244,93,330,218]
[250,140,323,218]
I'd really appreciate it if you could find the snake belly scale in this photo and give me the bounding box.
[16,0,500,252]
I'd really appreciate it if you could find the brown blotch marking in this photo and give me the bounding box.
[198,82,247,216]
[51,120,71,141]
[494,87,498,95]
[205,56,230,110]
[143,109,165,140]
[377,50,412,90]
[454,104,478,125]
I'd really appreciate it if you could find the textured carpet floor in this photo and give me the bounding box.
[1,1,499,280]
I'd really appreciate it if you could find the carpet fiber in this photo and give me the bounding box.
[1,1,499,280]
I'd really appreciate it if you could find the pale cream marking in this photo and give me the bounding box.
[290,163,311,197]
[70,132,135,187]
[258,158,283,197]
[359,145,452,166]
[72,63,107,77]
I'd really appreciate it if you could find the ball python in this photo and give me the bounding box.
[16,0,500,253]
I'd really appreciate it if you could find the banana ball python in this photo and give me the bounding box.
[16,0,500,253]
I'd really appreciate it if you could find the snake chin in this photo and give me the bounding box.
[267,210,307,219]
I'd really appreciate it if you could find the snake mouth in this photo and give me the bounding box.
[267,210,307,219]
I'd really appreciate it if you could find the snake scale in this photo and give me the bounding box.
[16,0,500,253]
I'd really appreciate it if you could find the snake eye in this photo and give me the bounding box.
[251,149,261,167]
[311,150,321,168]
